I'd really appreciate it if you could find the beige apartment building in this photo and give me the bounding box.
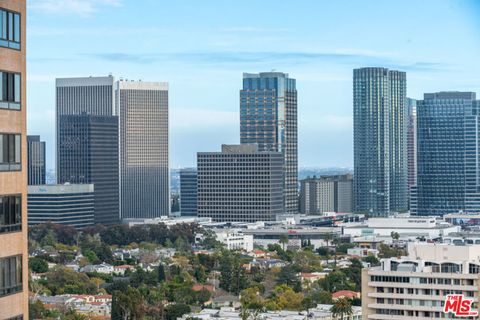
[0,0,28,318]
[362,242,480,319]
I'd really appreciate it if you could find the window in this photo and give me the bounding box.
[0,195,21,233]
[0,9,20,49]
[0,71,21,110]
[0,134,21,171]
[0,255,22,297]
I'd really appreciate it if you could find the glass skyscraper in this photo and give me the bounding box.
[416,92,480,216]
[353,67,408,216]
[179,168,197,216]
[240,72,298,214]
[57,114,119,225]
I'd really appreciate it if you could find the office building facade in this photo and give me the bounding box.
[406,98,417,193]
[179,168,197,216]
[353,67,407,216]
[28,184,95,229]
[56,76,119,225]
[362,242,480,319]
[416,92,480,216]
[27,135,46,185]
[240,72,298,214]
[117,80,169,220]
[299,174,353,214]
[57,114,119,225]
[0,1,28,317]
[197,144,284,222]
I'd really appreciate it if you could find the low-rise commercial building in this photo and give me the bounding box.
[28,184,95,229]
[343,216,459,242]
[242,226,341,250]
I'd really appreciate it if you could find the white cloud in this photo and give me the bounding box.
[28,0,122,16]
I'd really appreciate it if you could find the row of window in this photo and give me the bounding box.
[0,195,21,233]
[0,255,22,298]
[0,134,21,171]
[0,9,20,50]
[0,71,21,110]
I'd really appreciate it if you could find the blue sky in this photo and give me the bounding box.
[26,0,480,170]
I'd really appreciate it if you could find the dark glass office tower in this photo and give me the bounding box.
[27,135,46,185]
[416,92,480,216]
[240,72,298,214]
[58,114,119,225]
[117,80,169,220]
[56,76,118,224]
[353,67,407,217]
[180,168,197,216]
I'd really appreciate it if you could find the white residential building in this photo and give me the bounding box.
[197,229,254,251]
[362,242,480,319]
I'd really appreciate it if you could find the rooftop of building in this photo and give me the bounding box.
[243,71,290,79]
[372,242,480,274]
[423,91,476,100]
[28,183,94,194]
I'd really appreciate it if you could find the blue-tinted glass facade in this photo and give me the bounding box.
[240,72,297,214]
[353,67,408,216]
[416,92,480,216]
[180,168,197,216]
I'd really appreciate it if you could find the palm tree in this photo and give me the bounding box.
[279,234,289,251]
[332,236,340,267]
[331,297,353,320]
[391,231,400,247]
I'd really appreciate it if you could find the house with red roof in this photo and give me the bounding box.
[332,290,360,300]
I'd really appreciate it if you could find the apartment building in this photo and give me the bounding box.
[362,242,480,319]
[0,0,28,318]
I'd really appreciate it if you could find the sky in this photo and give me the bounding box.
[26,0,480,170]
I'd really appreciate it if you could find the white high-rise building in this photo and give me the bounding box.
[362,242,480,319]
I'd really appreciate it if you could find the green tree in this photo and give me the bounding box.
[331,297,353,319]
[219,251,248,294]
[276,265,301,290]
[241,287,264,310]
[111,287,145,320]
[40,229,57,247]
[158,264,166,283]
[164,303,191,320]
[362,255,380,266]
[29,257,49,273]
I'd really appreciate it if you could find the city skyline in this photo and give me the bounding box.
[26,0,480,170]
